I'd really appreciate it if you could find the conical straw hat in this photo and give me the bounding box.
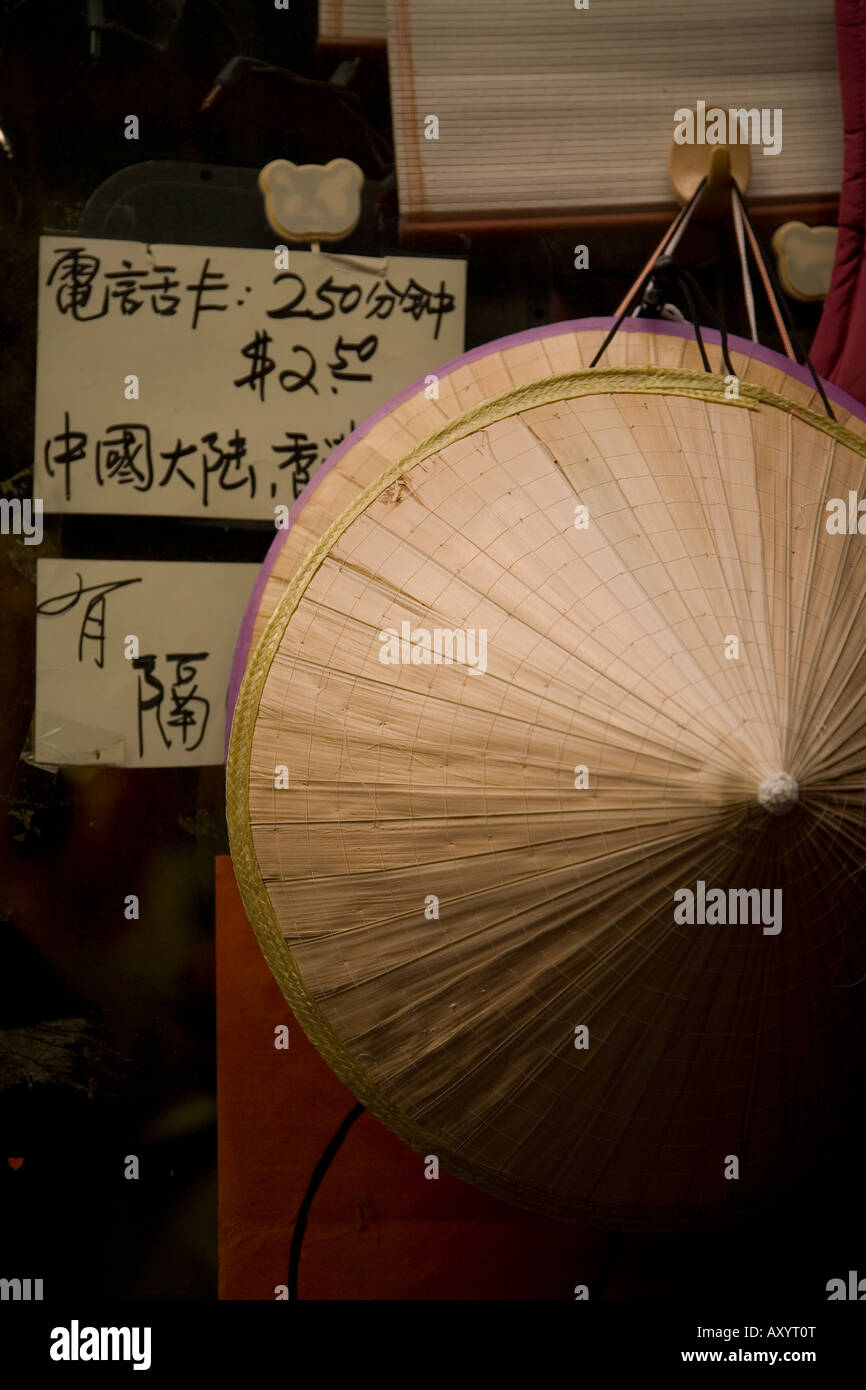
[227,321,866,1228]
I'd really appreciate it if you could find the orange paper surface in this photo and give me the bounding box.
[216,856,599,1299]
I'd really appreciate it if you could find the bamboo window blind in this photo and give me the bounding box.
[384,0,842,231]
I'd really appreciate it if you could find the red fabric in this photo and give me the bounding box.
[812,0,866,406]
[215,856,605,1300]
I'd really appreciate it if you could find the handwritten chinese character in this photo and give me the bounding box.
[364,279,403,321]
[96,424,154,492]
[186,256,228,329]
[159,438,197,490]
[141,266,181,316]
[37,573,142,669]
[131,651,211,756]
[104,260,147,315]
[272,432,319,499]
[401,278,455,340]
[165,652,210,751]
[44,411,88,501]
[200,428,255,507]
[46,247,108,321]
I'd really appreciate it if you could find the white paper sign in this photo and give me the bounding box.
[33,236,466,519]
[35,560,259,767]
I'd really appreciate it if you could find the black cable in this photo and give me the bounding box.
[200,53,393,171]
[672,262,737,379]
[287,1101,365,1300]
[588,177,707,369]
[634,253,735,378]
[672,264,711,372]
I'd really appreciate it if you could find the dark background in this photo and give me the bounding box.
[0,0,854,1300]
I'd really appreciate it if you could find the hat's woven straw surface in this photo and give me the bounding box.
[228,326,866,1226]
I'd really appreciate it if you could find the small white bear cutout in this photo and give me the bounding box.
[771,221,838,302]
[258,157,364,244]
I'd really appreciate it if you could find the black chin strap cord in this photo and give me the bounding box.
[287,1100,366,1300]
[593,179,836,422]
[668,260,712,372]
[662,257,737,380]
